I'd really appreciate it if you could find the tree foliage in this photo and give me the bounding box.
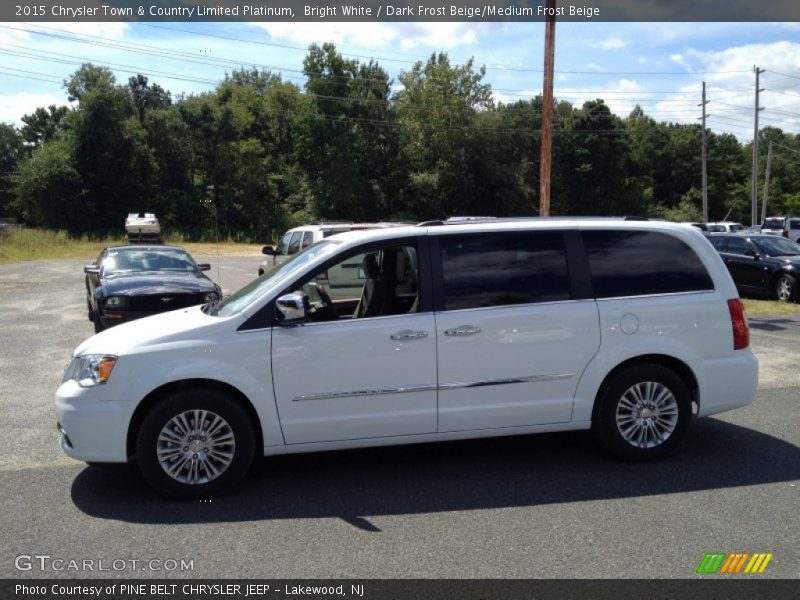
[0,51,798,241]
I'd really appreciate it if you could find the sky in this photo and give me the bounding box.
[0,20,798,140]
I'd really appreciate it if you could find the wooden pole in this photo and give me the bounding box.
[539,0,556,217]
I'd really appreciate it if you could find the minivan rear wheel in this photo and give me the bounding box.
[593,364,691,461]
[136,388,255,498]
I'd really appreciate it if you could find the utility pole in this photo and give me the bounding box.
[699,81,710,223]
[751,66,765,226]
[538,0,556,217]
[761,140,773,224]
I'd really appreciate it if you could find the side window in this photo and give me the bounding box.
[287,232,302,255]
[709,236,728,251]
[301,231,314,248]
[583,230,714,298]
[439,232,570,311]
[789,220,800,230]
[725,236,750,255]
[298,244,420,322]
[275,232,293,256]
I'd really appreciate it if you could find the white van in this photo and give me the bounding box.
[761,217,800,242]
[56,219,758,498]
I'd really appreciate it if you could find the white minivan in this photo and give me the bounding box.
[56,219,758,498]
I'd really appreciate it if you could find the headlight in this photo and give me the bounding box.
[74,354,118,387]
[105,296,126,308]
[204,292,219,303]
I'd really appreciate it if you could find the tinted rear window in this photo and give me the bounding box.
[440,232,570,310]
[762,218,785,230]
[709,236,728,251]
[583,230,714,298]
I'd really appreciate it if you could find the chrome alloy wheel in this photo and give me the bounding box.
[157,410,235,485]
[776,275,793,301]
[615,381,679,449]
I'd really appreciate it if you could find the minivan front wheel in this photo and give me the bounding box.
[593,364,691,461]
[136,389,255,498]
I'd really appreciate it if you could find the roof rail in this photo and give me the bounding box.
[417,215,650,227]
[310,220,354,226]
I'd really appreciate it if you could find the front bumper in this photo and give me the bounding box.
[55,379,129,463]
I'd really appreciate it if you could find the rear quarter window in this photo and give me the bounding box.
[762,218,784,230]
[583,230,714,298]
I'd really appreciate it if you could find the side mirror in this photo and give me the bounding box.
[262,246,276,256]
[84,265,100,275]
[275,292,306,326]
[197,263,211,271]
[744,249,760,260]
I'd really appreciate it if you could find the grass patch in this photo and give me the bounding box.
[743,298,800,316]
[0,227,265,265]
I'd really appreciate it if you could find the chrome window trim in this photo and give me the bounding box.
[436,298,594,315]
[594,289,716,302]
[292,373,574,402]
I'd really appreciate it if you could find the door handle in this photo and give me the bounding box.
[445,325,482,337]
[390,330,429,341]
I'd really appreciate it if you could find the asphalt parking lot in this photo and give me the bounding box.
[0,254,798,579]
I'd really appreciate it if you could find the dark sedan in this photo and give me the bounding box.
[84,245,221,333]
[708,234,800,302]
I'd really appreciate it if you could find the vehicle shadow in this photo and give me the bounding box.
[71,417,800,530]
[749,316,800,332]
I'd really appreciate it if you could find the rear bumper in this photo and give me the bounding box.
[691,350,759,417]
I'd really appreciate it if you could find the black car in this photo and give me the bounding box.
[84,245,221,333]
[708,234,800,302]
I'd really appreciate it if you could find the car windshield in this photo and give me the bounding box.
[752,237,800,257]
[729,223,745,232]
[102,248,198,277]
[212,240,341,317]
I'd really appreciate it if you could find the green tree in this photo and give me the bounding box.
[0,123,24,216]
[20,105,69,148]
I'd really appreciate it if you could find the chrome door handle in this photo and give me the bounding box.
[390,330,429,341]
[445,325,482,337]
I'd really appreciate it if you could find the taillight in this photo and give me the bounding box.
[727,298,749,350]
[783,230,789,238]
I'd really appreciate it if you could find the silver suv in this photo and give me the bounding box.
[258,222,406,276]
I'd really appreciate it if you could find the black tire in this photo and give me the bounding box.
[774,273,797,302]
[135,388,255,499]
[92,312,105,333]
[592,363,692,461]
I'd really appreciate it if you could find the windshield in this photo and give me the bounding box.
[729,223,745,232]
[102,248,197,277]
[752,237,800,257]
[213,240,341,317]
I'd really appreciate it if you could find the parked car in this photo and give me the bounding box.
[258,222,406,276]
[58,219,757,498]
[84,245,220,333]
[125,212,161,243]
[706,222,746,233]
[708,234,800,301]
[686,222,709,232]
[760,216,800,242]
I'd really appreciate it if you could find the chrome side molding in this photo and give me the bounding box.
[292,373,574,402]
